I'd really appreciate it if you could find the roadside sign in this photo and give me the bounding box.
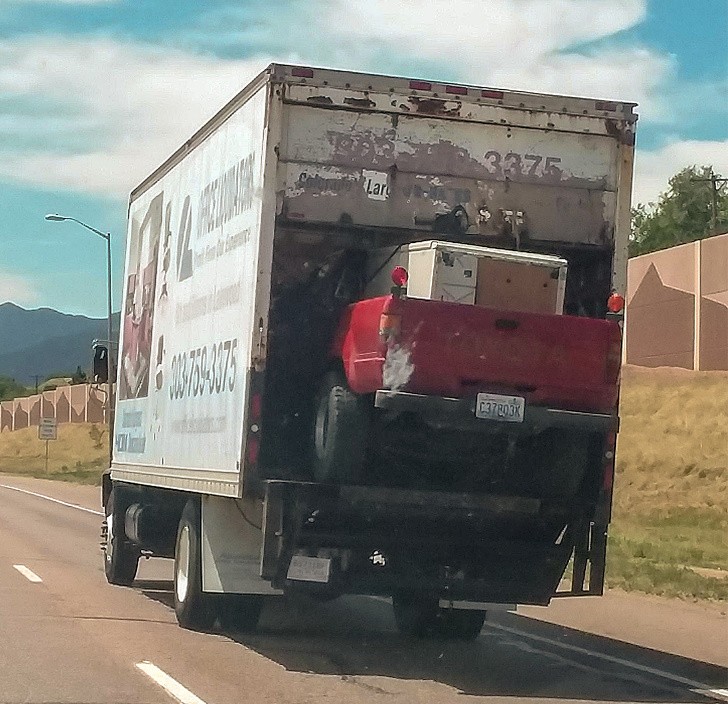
[38,418,57,441]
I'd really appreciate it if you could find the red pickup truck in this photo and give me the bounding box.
[312,264,621,495]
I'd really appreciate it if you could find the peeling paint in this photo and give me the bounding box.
[383,344,414,391]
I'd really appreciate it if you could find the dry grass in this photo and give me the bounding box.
[0,423,108,484]
[609,365,728,599]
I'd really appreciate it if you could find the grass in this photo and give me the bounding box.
[608,365,728,600]
[0,422,108,485]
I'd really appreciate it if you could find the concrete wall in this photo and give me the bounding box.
[0,384,109,432]
[626,233,728,370]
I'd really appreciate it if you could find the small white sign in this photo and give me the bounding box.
[38,417,57,440]
[362,170,389,201]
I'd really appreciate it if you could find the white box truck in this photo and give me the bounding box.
[100,63,636,637]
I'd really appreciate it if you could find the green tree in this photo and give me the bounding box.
[0,376,30,401]
[629,166,728,257]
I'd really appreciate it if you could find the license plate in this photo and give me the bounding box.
[475,393,525,423]
[286,555,331,583]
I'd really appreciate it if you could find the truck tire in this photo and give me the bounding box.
[102,488,140,586]
[312,371,368,484]
[392,594,486,640]
[217,594,263,633]
[174,499,216,631]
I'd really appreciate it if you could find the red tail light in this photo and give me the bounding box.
[246,436,260,466]
[607,292,625,313]
[391,266,408,287]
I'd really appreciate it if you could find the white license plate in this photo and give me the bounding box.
[475,393,525,423]
[286,555,331,583]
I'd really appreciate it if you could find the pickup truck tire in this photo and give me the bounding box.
[217,594,263,633]
[174,499,216,631]
[312,371,368,484]
[392,593,486,640]
[103,488,140,586]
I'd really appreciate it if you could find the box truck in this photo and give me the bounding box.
[100,63,636,638]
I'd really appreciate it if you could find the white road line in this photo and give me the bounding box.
[0,483,102,516]
[136,662,207,704]
[13,564,42,583]
[487,622,726,700]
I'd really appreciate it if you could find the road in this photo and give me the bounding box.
[0,475,725,704]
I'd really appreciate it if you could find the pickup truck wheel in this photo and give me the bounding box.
[438,608,487,640]
[312,371,368,484]
[392,593,440,637]
[392,594,486,640]
[217,594,263,633]
[102,489,140,586]
[174,500,216,631]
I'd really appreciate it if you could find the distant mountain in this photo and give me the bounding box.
[0,302,120,384]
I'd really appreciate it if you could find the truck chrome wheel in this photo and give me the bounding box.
[175,524,191,605]
[173,500,216,631]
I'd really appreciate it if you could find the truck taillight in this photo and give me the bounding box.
[391,266,408,287]
[379,313,401,341]
[607,292,625,313]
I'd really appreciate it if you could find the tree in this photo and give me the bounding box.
[0,376,30,402]
[72,366,88,384]
[629,166,728,257]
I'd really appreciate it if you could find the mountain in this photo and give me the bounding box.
[0,302,120,384]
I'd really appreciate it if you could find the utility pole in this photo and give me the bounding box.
[692,169,728,236]
[30,375,40,394]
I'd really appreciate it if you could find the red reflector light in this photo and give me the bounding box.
[446,85,468,95]
[391,266,408,287]
[607,292,625,313]
[250,393,262,421]
[246,436,260,466]
[481,89,504,99]
[291,67,314,78]
[596,101,618,111]
[409,80,432,91]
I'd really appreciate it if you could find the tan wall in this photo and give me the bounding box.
[626,233,728,370]
[0,383,110,433]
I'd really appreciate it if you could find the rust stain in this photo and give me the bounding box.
[408,96,461,117]
[343,96,376,109]
[306,95,334,105]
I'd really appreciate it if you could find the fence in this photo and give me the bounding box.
[0,383,110,433]
[626,233,728,370]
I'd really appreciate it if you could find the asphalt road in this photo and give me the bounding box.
[0,475,725,704]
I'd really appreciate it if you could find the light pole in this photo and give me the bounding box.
[45,214,114,433]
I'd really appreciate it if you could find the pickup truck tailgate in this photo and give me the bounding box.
[338,296,621,413]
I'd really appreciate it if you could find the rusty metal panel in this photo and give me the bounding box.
[278,104,621,245]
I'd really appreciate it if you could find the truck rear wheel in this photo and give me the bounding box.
[392,594,486,640]
[312,370,369,484]
[174,499,216,631]
[102,488,140,586]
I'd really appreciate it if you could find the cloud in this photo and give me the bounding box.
[0,37,269,196]
[633,139,728,206]
[0,272,38,305]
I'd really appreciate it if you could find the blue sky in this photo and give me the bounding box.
[1,0,726,316]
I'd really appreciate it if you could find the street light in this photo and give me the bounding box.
[45,214,114,429]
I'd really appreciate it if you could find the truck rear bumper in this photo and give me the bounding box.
[261,480,597,606]
[374,390,618,433]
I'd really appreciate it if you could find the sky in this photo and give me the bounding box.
[0,0,726,317]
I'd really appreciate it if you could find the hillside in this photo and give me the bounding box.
[0,302,119,382]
